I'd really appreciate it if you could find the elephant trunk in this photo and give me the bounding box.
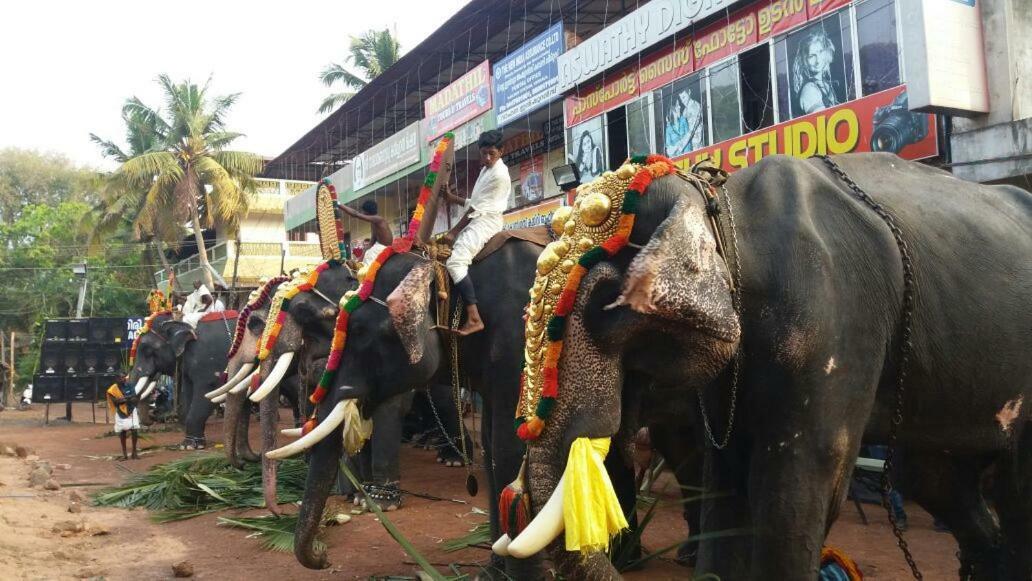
[223,391,244,468]
[238,400,259,462]
[294,421,343,569]
[260,392,281,515]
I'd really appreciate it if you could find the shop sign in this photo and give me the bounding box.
[352,122,421,191]
[424,60,493,141]
[503,197,563,230]
[563,0,854,127]
[495,22,565,127]
[671,85,938,172]
[557,0,735,92]
[502,116,565,165]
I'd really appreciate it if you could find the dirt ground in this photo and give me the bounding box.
[0,403,959,580]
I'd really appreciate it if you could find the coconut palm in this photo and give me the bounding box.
[318,28,401,114]
[108,75,264,290]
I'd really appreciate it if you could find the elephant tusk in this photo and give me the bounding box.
[139,380,157,401]
[265,401,346,460]
[491,534,512,557]
[206,362,254,399]
[134,376,149,397]
[212,392,228,404]
[229,369,259,394]
[281,428,302,437]
[249,352,294,403]
[507,471,567,559]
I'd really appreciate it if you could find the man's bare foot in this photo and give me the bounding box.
[457,304,484,336]
[117,456,128,462]
[131,453,140,460]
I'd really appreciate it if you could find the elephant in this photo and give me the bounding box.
[504,153,1032,580]
[278,238,598,575]
[128,313,237,448]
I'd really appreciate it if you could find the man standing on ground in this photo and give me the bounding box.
[106,376,140,460]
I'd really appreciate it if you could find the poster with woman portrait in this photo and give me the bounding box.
[787,16,849,118]
[565,116,606,182]
[660,74,707,158]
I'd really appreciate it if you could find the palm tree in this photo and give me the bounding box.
[107,75,264,290]
[318,28,401,114]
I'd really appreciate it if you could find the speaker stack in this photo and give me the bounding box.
[32,318,133,404]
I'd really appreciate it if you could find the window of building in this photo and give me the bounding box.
[606,107,629,169]
[287,218,318,242]
[659,72,708,158]
[774,10,855,120]
[626,93,659,158]
[709,59,743,143]
[856,0,901,95]
[739,44,776,133]
[565,116,607,182]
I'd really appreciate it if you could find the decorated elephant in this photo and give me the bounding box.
[501,153,1032,580]
[128,311,237,449]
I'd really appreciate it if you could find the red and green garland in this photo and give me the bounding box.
[515,155,677,442]
[227,275,290,361]
[301,133,453,435]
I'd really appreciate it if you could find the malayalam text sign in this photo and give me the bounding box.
[352,122,421,191]
[494,22,565,127]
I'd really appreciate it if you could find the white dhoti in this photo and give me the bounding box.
[364,242,387,266]
[114,409,140,433]
[446,212,503,282]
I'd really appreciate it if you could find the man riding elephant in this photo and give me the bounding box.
[500,153,1032,580]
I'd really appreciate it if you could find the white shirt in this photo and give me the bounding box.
[468,159,511,216]
[183,284,212,314]
[211,298,225,312]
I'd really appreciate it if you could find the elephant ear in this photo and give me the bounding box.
[386,261,434,364]
[609,196,740,340]
[159,321,197,357]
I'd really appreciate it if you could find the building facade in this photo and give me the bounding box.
[264,0,1023,252]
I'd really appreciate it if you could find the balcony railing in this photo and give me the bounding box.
[154,240,322,287]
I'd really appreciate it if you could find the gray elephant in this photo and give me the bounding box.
[128,312,236,448]
[275,236,604,576]
[503,153,1032,580]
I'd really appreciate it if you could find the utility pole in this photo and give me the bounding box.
[7,331,14,409]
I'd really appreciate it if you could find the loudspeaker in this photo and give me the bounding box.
[66,319,89,342]
[44,320,68,342]
[60,344,85,375]
[66,376,96,401]
[83,347,100,374]
[32,375,65,403]
[96,374,119,398]
[40,344,64,375]
[89,318,127,344]
[101,347,123,374]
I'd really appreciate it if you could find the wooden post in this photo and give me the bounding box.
[6,331,14,410]
[229,236,241,309]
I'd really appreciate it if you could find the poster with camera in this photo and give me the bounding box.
[565,116,606,182]
[787,16,849,118]
[660,74,707,158]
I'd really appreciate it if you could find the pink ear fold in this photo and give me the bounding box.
[387,261,435,363]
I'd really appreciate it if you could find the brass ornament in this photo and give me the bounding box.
[550,206,573,235]
[518,166,640,423]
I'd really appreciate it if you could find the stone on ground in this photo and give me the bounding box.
[172,561,194,578]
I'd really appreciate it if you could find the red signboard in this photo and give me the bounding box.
[424,60,493,141]
[563,0,858,128]
[670,85,938,172]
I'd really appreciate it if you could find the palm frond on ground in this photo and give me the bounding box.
[442,520,490,552]
[218,514,325,554]
[92,454,307,522]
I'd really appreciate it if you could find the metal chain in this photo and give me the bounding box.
[423,300,475,469]
[697,183,742,450]
[819,155,922,580]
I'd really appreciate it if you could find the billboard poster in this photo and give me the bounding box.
[352,122,421,191]
[660,73,708,158]
[671,85,937,172]
[424,60,493,141]
[503,197,562,231]
[565,115,606,182]
[785,15,851,118]
[519,156,545,204]
[494,22,565,127]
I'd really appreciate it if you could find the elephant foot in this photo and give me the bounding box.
[364,481,402,512]
[178,437,207,451]
[436,446,466,467]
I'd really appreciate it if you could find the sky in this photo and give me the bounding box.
[0,0,469,170]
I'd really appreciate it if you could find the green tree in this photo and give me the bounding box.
[108,75,264,289]
[318,28,401,114]
[0,150,150,391]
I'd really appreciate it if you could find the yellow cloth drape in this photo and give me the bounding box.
[342,399,373,456]
[562,437,629,554]
[106,384,128,418]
